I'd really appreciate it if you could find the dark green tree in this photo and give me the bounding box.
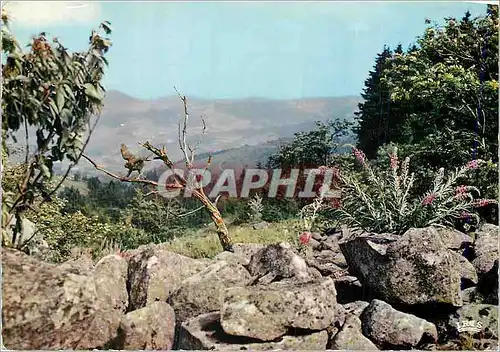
[267,118,353,168]
[354,46,412,158]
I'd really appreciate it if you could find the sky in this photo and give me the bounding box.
[5,1,488,100]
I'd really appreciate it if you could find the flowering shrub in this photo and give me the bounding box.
[330,146,497,235]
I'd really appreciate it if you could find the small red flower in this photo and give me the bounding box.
[422,193,436,205]
[466,160,478,169]
[455,185,468,200]
[352,148,366,165]
[331,198,341,209]
[474,199,492,208]
[299,232,312,245]
[389,153,398,169]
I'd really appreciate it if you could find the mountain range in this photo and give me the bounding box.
[11,90,362,176]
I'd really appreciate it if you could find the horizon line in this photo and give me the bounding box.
[105,89,363,102]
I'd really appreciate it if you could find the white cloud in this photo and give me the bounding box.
[4,1,101,27]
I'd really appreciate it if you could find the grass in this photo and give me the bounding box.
[159,219,303,259]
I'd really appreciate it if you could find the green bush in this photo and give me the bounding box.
[331,146,497,235]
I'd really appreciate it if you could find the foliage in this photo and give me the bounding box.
[24,195,148,262]
[354,44,411,158]
[267,118,354,168]
[122,188,186,242]
[354,7,499,220]
[299,191,336,233]
[1,7,113,248]
[247,193,264,223]
[356,8,498,163]
[330,147,497,235]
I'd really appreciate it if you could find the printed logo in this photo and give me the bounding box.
[456,320,483,334]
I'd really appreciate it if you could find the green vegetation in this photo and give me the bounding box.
[1,5,498,261]
[1,6,113,248]
[331,146,496,235]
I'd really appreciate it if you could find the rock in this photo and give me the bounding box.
[2,248,121,350]
[311,232,324,242]
[252,221,269,230]
[59,249,94,274]
[461,287,479,304]
[308,237,322,249]
[436,227,473,250]
[361,299,438,349]
[449,251,478,288]
[93,254,129,312]
[232,243,266,262]
[334,276,364,304]
[179,312,329,350]
[330,314,379,350]
[472,229,498,276]
[471,224,498,303]
[246,242,311,284]
[340,227,463,308]
[169,260,252,322]
[447,304,498,340]
[306,256,345,277]
[214,251,249,266]
[320,235,340,252]
[114,302,175,350]
[127,247,206,310]
[478,259,498,304]
[220,277,338,341]
[343,301,370,318]
[314,249,348,270]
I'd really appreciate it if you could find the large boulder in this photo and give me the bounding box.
[435,227,473,251]
[178,312,328,350]
[2,248,121,349]
[361,299,438,349]
[232,243,266,262]
[342,301,370,318]
[127,246,207,310]
[113,301,176,350]
[169,260,252,322]
[245,242,314,284]
[471,224,499,303]
[93,254,129,312]
[447,304,498,340]
[340,227,463,308]
[330,314,379,350]
[220,277,338,341]
[472,224,498,275]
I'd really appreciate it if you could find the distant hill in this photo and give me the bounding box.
[9,90,362,177]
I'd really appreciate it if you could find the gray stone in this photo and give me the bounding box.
[330,314,379,350]
[246,242,312,284]
[447,304,498,340]
[340,227,463,308]
[361,299,438,349]
[220,277,338,341]
[127,247,207,310]
[169,260,252,322]
[179,312,328,350]
[115,302,175,350]
[2,248,121,350]
[343,301,370,318]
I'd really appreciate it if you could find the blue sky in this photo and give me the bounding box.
[7,1,487,100]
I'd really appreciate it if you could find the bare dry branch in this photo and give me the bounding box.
[82,154,158,186]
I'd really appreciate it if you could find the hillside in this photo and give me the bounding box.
[10,90,361,176]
